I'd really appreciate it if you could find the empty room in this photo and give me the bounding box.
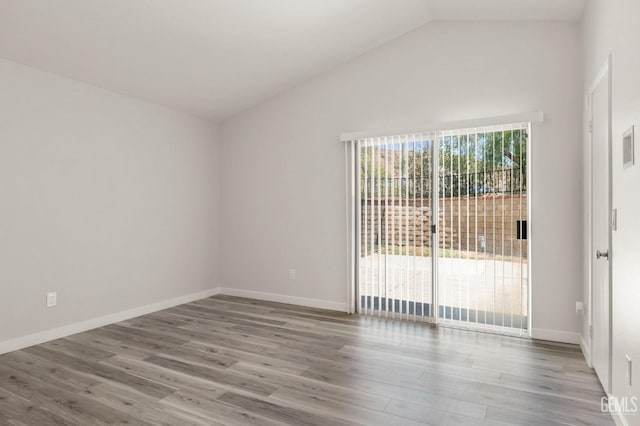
[0,0,638,424]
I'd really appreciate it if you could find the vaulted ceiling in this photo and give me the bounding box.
[0,0,586,120]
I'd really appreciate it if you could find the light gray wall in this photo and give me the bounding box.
[582,1,640,422]
[0,59,220,343]
[220,22,583,340]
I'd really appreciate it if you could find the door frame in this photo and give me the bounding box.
[344,112,542,331]
[586,55,612,389]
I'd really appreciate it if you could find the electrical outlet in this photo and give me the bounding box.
[627,355,632,386]
[288,269,296,280]
[576,301,584,313]
[46,292,57,308]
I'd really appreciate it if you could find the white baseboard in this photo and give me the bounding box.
[218,287,348,312]
[583,342,626,426]
[531,328,581,344]
[580,335,592,367]
[0,287,221,356]
[611,410,629,426]
[606,390,631,426]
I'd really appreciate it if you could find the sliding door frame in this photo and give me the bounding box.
[344,113,542,333]
[432,132,440,324]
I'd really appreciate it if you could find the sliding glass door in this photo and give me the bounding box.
[437,125,528,332]
[354,123,529,335]
[359,133,435,320]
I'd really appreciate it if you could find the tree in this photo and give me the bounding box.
[360,147,387,198]
[359,128,527,199]
[406,129,528,197]
[483,129,527,169]
[481,129,528,193]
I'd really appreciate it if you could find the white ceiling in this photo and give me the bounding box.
[0,0,586,120]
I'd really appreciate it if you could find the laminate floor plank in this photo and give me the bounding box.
[0,387,35,420]
[86,327,180,353]
[0,295,613,425]
[159,391,287,426]
[191,298,275,315]
[0,363,93,406]
[384,398,485,425]
[299,366,480,408]
[182,341,311,375]
[6,406,72,426]
[143,355,278,396]
[0,363,143,426]
[156,345,240,370]
[101,355,230,398]
[171,305,288,328]
[101,323,188,345]
[81,383,213,426]
[22,346,178,399]
[64,332,155,360]
[455,381,607,422]
[216,391,360,426]
[267,387,427,426]
[40,338,116,361]
[0,350,102,391]
[226,361,392,412]
[35,394,151,426]
[187,327,284,354]
[338,345,500,382]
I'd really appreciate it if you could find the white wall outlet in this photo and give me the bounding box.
[288,269,296,280]
[626,354,633,386]
[576,301,584,313]
[46,292,57,308]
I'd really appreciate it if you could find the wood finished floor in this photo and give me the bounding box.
[0,295,613,426]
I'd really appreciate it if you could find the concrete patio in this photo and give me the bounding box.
[359,254,528,329]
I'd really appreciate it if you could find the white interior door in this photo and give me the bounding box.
[590,61,611,394]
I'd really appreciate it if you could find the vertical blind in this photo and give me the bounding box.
[358,133,436,321]
[353,122,529,335]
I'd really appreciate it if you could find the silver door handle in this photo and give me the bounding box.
[596,250,609,260]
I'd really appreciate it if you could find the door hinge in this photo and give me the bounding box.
[589,325,593,338]
[589,120,593,133]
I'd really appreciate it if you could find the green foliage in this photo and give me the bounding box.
[360,146,387,179]
[360,129,528,198]
[482,128,527,169]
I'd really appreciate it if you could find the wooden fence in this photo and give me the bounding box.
[361,194,527,257]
